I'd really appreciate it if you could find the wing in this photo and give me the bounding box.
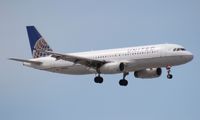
[9,58,42,65]
[45,51,108,68]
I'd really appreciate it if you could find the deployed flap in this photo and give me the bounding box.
[9,58,42,65]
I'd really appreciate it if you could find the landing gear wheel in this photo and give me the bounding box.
[167,74,173,79]
[94,66,104,84]
[119,79,128,86]
[166,65,173,79]
[94,76,103,83]
[119,72,129,86]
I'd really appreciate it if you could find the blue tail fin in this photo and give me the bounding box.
[26,26,53,58]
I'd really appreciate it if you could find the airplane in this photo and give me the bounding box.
[9,26,193,86]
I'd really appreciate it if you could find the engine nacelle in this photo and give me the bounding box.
[100,62,124,74]
[134,68,162,79]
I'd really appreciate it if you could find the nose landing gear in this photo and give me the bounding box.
[166,65,173,79]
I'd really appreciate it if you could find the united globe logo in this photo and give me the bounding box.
[33,38,53,58]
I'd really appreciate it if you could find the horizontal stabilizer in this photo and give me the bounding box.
[9,58,42,65]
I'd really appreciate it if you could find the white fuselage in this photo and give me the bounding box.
[24,44,193,75]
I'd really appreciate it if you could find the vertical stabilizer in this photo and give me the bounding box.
[26,26,53,58]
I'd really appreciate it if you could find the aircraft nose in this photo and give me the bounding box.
[184,51,194,62]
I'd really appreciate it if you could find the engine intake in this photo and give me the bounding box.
[134,68,162,79]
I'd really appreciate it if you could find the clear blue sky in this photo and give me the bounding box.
[1,0,199,120]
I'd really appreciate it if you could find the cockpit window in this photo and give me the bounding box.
[173,48,186,51]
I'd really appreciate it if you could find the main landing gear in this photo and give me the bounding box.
[93,72,129,86]
[94,75,103,84]
[94,67,104,84]
[119,72,129,86]
[166,65,173,79]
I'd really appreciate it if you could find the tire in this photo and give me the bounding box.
[119,79,128,86]
[167,74,173,79]
[94,76,103,83]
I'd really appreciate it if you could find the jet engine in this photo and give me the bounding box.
[134,68,162,78]
[100,62,125,74]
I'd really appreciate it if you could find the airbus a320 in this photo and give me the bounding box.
[10,26,193,86]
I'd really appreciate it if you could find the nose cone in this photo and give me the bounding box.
[184,51,194,62]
